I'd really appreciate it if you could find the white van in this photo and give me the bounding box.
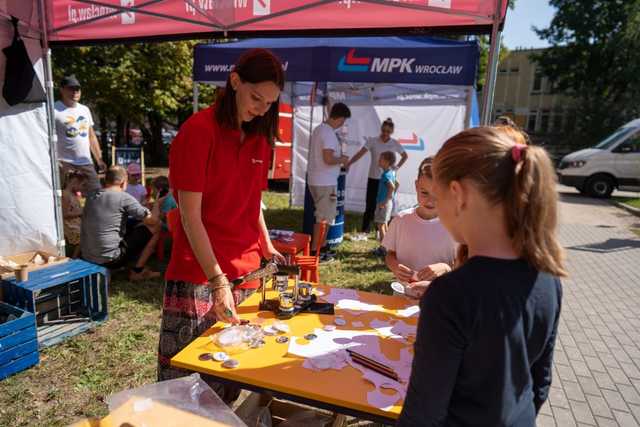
[557,119,640,198]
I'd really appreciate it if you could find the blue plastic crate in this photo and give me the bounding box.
[1,260,109,349]
[0,302,39,380]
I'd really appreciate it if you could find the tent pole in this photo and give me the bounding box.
[38,0,66,256]
[480,0,503,125]
[288,82,295,208]
[193,82,199,113]
[464,87,473,129]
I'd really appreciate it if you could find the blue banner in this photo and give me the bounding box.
[194,37,478,86]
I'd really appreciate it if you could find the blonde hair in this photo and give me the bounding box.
[379,151,396,166]
[433,126,566,277]
[417,157,433,179]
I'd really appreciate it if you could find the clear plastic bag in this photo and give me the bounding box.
[211,325,265,354]
[106,373,247,427]
[277,410,331,427]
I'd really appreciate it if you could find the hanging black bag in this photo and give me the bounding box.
[2,17,37,106]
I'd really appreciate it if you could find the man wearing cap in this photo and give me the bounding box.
[125,162,147,204]
[55,75,106,193]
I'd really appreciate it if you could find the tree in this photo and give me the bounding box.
[532,0,640,147]
[53,41,215,165]
[476,0,516,91]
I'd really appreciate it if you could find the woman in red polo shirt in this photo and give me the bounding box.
[157,49,285,398]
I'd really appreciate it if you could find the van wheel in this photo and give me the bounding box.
[586,175,614,198]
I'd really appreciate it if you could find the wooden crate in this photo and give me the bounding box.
[1,260,109,349]
[0,302,39,380]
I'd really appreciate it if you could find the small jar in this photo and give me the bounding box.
[273,272,289,292]
[278,292,295,313]
[296,282,313,302]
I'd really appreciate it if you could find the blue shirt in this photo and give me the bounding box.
[160,193,177,214]
[376,169,396,204]
[398,257,562,427]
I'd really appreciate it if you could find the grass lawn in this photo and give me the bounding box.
[0,191,393,427]
[613,196,640,210]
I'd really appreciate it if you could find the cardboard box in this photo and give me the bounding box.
[0,251,68,280]
[68,398,238,427]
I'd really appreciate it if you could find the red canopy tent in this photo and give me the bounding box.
[45,1,507,44]
[39,0,507,125]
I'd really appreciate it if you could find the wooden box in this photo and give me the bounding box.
[1,260,109,349]
[0,302,39,380]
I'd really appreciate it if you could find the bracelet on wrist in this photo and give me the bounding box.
[208,273,227,287]
[211,283,230,292]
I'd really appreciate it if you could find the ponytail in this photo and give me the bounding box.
[382,117,394,130]
[506,144,566,276]
[433,126,566,277]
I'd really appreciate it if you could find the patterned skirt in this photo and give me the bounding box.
[157,280,254,402]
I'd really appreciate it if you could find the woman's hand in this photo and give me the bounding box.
[262,242,287,264]
[417,263,451,281]
[212,286,240,324]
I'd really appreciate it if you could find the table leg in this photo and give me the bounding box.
[331,413,348,427]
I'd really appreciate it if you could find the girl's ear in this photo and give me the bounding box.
[449,180,467,217]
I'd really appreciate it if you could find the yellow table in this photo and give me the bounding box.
[171,284,418,423]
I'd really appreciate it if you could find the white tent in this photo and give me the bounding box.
[290,82,475,214]
[0,1,61,256]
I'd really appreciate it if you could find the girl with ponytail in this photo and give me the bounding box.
[399,126,564,426]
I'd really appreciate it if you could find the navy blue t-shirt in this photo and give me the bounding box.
[398,256,562,427]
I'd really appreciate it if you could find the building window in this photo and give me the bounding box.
[565,112,577,133]
[532,69,543,93]
[540,110,551,134]
[499,67,508,74]
[552,113,563,133]
[528,111,538,132]
[510,66,519,73]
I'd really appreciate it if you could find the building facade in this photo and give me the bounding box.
[492,48,576,147]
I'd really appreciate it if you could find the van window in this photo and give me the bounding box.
[594,127,636,150]
[616,134,640,153]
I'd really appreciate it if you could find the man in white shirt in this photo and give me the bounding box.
[55,75,106,193]
[307,103,351,251]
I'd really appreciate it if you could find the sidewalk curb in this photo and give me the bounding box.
[613,201,640,217]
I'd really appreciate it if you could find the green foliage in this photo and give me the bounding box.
[532,0,640,147]
[476,0,516,90]
[52,41,216,164]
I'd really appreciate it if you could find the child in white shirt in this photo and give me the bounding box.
[382,157,457,298]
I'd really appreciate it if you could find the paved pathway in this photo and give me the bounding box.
[537,187,640,426]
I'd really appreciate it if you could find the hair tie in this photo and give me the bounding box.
[511,144,527,163]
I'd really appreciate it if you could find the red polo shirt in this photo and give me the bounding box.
[166,106,271,288]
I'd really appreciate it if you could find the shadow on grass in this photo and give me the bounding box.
[264,208,304,232]
[108,268,164,308]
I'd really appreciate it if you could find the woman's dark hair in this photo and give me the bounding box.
[382,117,394,130]
[215,48,285,145]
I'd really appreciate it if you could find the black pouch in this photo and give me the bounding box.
[2,17,44,105]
